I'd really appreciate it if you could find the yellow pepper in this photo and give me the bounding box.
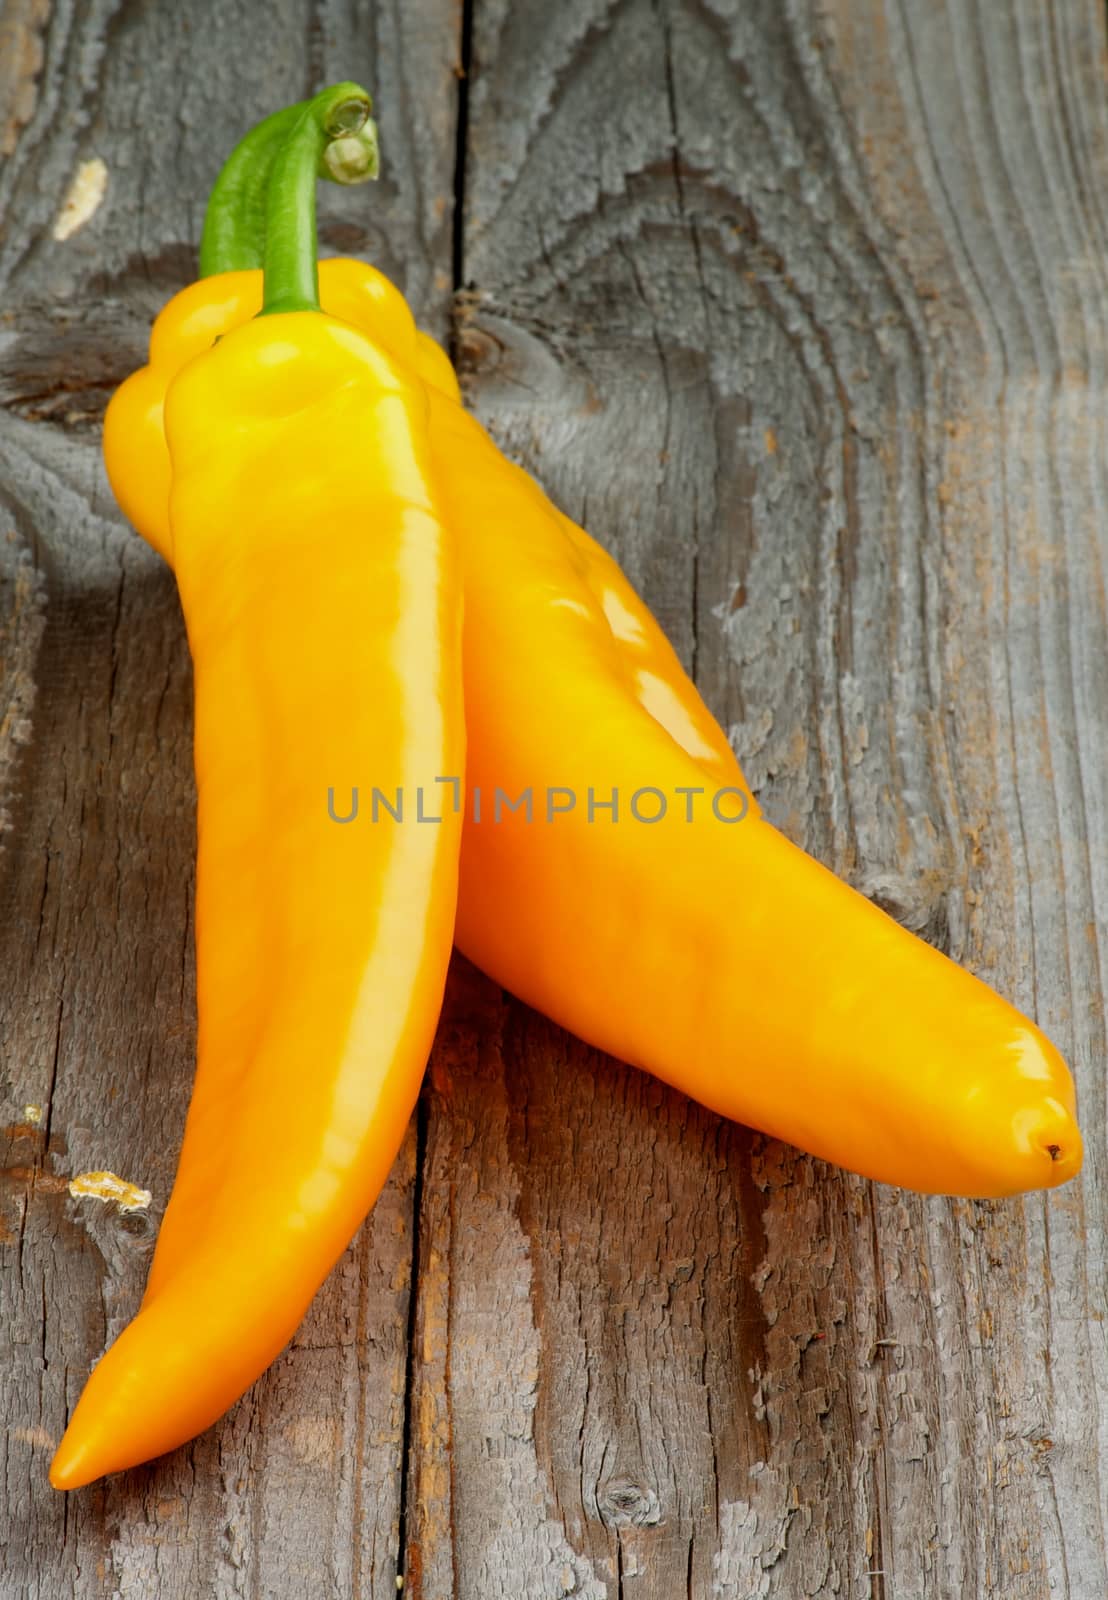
[49,86,464,1490]
[441,399,1081,1197]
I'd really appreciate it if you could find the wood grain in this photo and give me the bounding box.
[3,1,1107,1597]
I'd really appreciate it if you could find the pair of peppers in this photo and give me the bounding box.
[49,84,1082,1490]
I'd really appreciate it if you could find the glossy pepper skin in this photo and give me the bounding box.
[439,404,1081,1198]
[104,252,1083,1201]
[49,90,464,1490]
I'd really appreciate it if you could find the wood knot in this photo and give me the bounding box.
[453,324,503,378]
[116,1209,154,1240]
[597,1476,662,1529]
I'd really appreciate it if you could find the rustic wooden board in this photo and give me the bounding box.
[2,1,1107,1597]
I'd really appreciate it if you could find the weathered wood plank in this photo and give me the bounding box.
[0,2,459,1596]
[5,1,1108,1597]
[413,1,1108,1594]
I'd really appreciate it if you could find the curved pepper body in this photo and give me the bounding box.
[103,262,1082,1200]
[430,396,1079,1197]
[50,312,463,1488]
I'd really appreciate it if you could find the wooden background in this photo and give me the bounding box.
[2,1,1106,1595]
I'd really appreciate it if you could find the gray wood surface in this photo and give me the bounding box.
[2,1,1106,1596]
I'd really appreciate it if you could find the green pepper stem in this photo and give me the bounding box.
[200,85,380,284]
[199,103,305,277]
[260,83,379,317]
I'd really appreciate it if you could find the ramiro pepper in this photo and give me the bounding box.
[438,401,1081,1197]
[49,85,464,1490]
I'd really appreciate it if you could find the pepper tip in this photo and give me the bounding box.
[49,1419,111,1491]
